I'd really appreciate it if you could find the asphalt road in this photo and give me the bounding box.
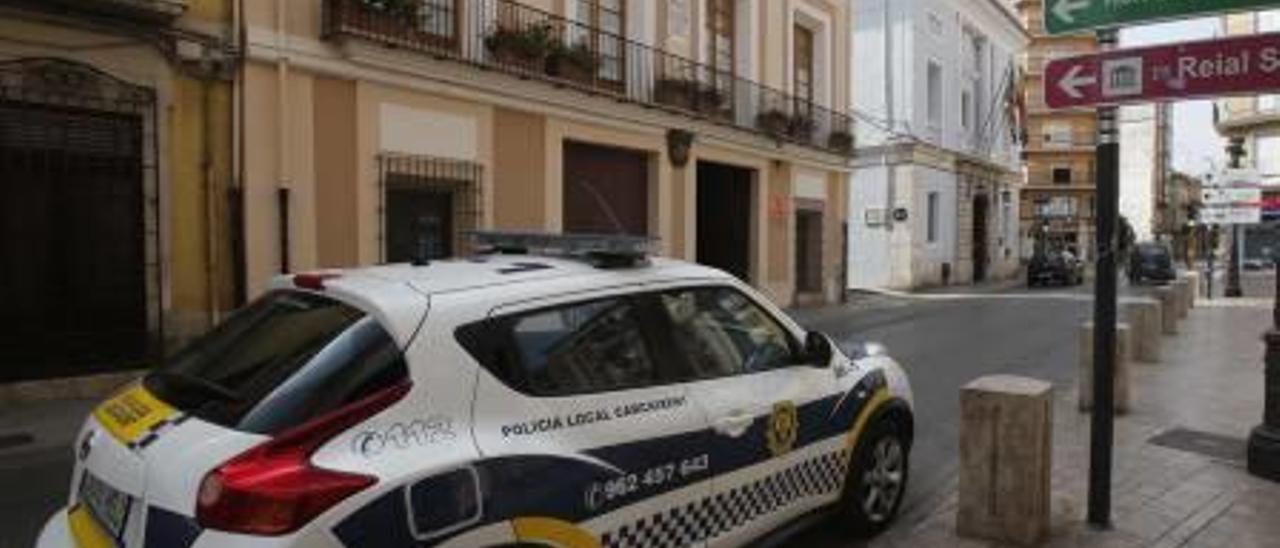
[0,284,1094,548]
[783,287,1090,546]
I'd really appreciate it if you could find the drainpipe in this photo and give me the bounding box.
[276,0,291,274]
[203,77,219,324]
[231,0,247,305]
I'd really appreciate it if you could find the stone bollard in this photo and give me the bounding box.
[958,375,1053,546]
[1122,298,1161,363]
[1154,286,1179,334]
[1184,271,1201,307]
[1078,322,1132,413]
[1173,279,1192,318]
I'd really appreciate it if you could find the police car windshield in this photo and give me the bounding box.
[143,290,408,435]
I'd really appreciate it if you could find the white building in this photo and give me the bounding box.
[848,0,1028,290]
[1119,103,1173,243]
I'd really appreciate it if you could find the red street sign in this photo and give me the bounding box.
[1045,32,1280,109]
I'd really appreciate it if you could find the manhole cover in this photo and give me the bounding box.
[1148,428,1246,464]
[0,432,35,450]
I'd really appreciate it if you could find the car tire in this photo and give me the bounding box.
[836,418,910,537]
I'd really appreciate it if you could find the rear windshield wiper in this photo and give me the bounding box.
[149,370,239,402]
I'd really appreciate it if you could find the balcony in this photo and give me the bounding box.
[322,0,854,156]
[1,0,187,23]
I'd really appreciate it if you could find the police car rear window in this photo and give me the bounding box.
[143,290,408,435]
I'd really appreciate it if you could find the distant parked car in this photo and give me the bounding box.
[1244,257,1275,271]
[1028,249,1084,287]
[1128,243,1175,285]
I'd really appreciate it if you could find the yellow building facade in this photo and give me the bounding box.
[1015,0,1098,260]
[0,0,237,386]
[239,0,853,309]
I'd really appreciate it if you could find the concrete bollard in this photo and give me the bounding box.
[1078,322,1132,413]
[1154,286,1179,334]
[958,375,1053,546]
[1122,298,1161,363]
[1173,279,1191,319]
[1184,271,1201,306]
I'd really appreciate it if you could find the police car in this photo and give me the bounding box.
[38,232,914,548]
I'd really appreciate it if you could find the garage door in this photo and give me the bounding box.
[563,141,648,236]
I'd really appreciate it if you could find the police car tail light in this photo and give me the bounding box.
[196,381,411,535]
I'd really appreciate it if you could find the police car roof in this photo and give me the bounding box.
[357,253,730,296]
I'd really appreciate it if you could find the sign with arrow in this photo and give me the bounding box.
[1045,32,1280,109]
[1044,0,1280,36]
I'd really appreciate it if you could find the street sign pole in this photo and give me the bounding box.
[1088,28,1119,530]
[1226,138,1248,298]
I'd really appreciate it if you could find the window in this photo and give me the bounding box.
[1044,122,1071,148]
[416,0,459,45]
[706,0,735,97]
[509,297,655,395]
[574,0,626,84]
[927,61,943,128]
[961,90,972,131]
[144,291,409,435]
[1053,167,1073,185]
[659,288,795,379]
[794,24,815,108]
[927,192,939,243]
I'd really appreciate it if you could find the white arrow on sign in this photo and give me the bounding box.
[1052,0,1091,24]
[1058,64,1096,99]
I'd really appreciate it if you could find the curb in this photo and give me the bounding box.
[0,371,143,406]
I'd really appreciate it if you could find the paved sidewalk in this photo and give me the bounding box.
[872,297,1280,547]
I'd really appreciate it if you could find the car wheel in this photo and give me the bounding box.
[837,418,909,537]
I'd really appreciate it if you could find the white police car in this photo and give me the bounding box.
[38,232,914,548]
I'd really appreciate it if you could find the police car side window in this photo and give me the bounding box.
[658,287,795,378]
[508,297,657,396]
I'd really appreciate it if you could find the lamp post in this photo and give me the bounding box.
[1226,137,1246,298]
[1247,252,1280,482]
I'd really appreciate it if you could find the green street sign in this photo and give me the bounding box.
[1045,0,1280,35]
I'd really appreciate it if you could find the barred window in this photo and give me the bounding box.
[378,154,482,263]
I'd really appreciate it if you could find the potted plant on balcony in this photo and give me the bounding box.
[827,129,854,155]
[654,78,699,111]
[788,114,815,143]
[547,42,599,85]
[484,23,555,71]
[696,85,729,118]
[756,108,792,140]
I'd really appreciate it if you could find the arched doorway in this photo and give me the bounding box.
[0,58,160,382]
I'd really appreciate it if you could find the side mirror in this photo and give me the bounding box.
[802,332,834,367]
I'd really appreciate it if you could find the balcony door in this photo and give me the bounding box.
[573,0,626,88]
[705,0,735,108]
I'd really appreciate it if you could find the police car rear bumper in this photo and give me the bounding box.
[35,509,74,548]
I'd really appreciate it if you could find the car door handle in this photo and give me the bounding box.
[713,412,755,438]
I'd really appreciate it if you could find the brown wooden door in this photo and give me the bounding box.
[563,141,649,236]
[795,209,823,293]
[696,161,752,281]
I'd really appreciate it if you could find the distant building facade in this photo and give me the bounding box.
[1218,9,1280,263]
[848,0,1026,290]
[1015,0,1097,261]
[1119,102,1173,243]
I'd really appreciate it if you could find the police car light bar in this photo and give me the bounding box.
[468,230,658,266]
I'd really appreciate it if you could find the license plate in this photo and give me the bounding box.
[78,472,132,541]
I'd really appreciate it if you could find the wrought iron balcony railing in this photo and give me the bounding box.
[322,0,854,156]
